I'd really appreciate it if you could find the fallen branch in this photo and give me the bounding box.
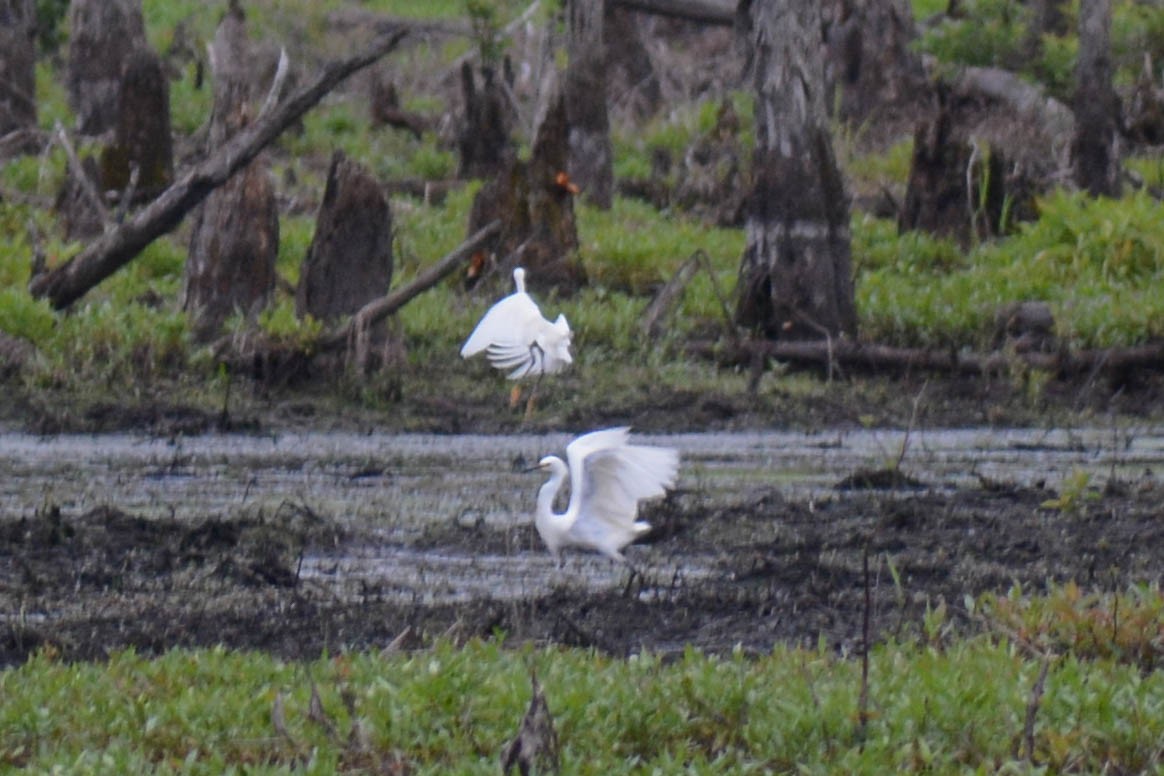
[614,0,735,25]
[692,338,1164,378]
[317,220,502,352]
[28,27,410,311]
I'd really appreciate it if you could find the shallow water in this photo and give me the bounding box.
[2,425,1160,603]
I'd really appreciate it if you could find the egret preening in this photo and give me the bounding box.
[531,427,679,564]
[461,267,572,414]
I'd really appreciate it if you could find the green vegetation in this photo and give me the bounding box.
[2,0,1164,405]
[2,583,1161,773]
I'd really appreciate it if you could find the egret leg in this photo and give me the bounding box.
[523,372,544,421]
[620,557,645,598]
[508,384,523,409]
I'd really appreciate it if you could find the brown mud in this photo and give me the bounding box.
[2,414,1161,666]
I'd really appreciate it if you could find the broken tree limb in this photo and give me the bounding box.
[613,0,735,26]
[28,27,409,311]
[693,338,1164,378]
[317,219,501,352]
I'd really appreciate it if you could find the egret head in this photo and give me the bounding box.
[550,314,573,364]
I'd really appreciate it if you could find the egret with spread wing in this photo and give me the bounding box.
[531,427,679,563]
[461,267,572,413]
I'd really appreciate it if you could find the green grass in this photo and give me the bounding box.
[5,0,1164,397]
[3,600,1162,774]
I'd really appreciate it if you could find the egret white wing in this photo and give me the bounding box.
[564,428,679,552]
[460,293,542,358]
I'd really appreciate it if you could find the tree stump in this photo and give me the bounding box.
[823,0,927,126]
[565,0,614,208]
[735,1,856,341]
[99,46,174,204]
[1072,0,1120,197]
[297,151,393,322]
[0,0,36,134]
[457,62,514,180]
[467,83,585,293]
[182,2,277,341]
[66,0,148,135]
[605,5,661,120]
[899,90,1008,245]
[674,97,748,226]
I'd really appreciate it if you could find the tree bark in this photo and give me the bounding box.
[466,81,585,292]
[735,0,857,341]
[183,4,277,341]
[28,28,409,310]
[565,0,614,209]
[1072,0,1120,197]
[613,0,733,25]
[823,0,926,124]
[99,46,174,203]
[456,62,514,179]
[605,5,661,119]
[66,0,148,135]
[297,151,394,322]
[0,0,36,134]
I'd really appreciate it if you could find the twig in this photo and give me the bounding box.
[258,47,291,120]
[53,120,111,228]
[112,164,140,224]
[857,544,872,746]
[895,379,928,470]
[1022,658,1051,763]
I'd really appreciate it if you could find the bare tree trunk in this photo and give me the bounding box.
[66,0,147,135]
[605,5,661,119]
[0,0,36,134]
[735,0,856,341]
[1072,0,1120,197]
[467,80,585,292]
[823,0,926,124]
[99,47,174,202]
[183,3,277,340]
[297,151,393,322]
[457,62,514,179]
[565,0,614,209]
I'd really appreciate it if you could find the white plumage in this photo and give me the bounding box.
[460,267,573,380]
[532,427,680,562]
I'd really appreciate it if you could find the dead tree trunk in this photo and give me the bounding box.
[27,28,409,311]
[0,0,36,134]
[735,0,856,341]
[899,89,1008,244]
[183,4,277,340]
[297,151,393,322]
[1072,0,1120,197]
[823,0,926,124]
[605,5,661,119]
[99,46,174,203]
[565,0,614,209]
[66,0,148,135]
[456,62,514,179]
[467,82,585,292]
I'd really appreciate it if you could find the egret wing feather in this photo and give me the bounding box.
[460,293,542,358]
[563,428,679,555]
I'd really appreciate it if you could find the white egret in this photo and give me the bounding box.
[461,267,572,380]
[531,427,679,563]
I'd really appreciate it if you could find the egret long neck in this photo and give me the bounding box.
[536,467,566,521]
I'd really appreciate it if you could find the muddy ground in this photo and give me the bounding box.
[2,374,1162,667]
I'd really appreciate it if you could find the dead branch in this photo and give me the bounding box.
[613,0,735,26]
[53,121,112,228]
[693,338,1164,378]
[28,28,409,311]
[317,220,501,352]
